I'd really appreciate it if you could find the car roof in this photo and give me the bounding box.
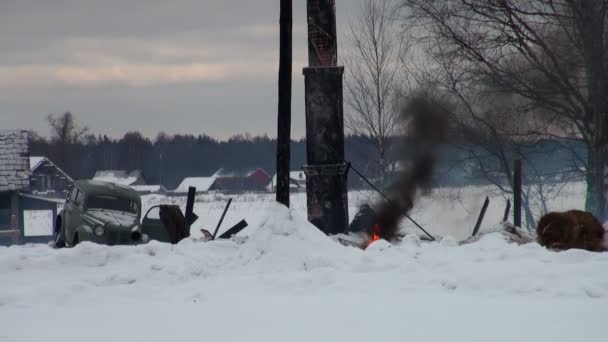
[73,180,141,203]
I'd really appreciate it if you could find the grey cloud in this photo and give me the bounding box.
[0,0,359,138]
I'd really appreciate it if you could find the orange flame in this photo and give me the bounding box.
[367,224,382,248]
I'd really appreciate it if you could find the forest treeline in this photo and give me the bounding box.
[30,130,387,189]
[30,127,581,191]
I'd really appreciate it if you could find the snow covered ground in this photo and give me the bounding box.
[1,184,607,342]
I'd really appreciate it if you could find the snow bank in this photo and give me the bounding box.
[1,199,608,342]
[235,203,360,272]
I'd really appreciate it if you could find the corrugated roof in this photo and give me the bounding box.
[0,130,30,192]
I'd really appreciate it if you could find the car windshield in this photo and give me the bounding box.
[86,195,138,214]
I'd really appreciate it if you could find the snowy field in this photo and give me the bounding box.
[1,184,607,342]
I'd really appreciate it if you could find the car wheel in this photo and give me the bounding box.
[54,218,66,249]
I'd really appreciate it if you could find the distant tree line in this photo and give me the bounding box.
[30,113,386,189]
[30,112,583,195]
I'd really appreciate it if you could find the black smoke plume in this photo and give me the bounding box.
[374,95,449,240]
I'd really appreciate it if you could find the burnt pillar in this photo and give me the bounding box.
[303,0,349,235]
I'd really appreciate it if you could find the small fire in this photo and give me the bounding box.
[367,224,382,248]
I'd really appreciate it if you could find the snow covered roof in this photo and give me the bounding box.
[93,170,143,186]
[0,130,30,192]
[174,177,217,193]
[29,156,73,181]
[130,185,167,193]
[29,156,45,171]
[212,168,268,178]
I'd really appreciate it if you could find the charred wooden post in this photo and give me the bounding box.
[514,159,522,227]
[212,198,233,240]
[472,196,490,237]
[218,220,249,239]
[503,199,511,223]
[184,186,196,227]
[276,0,293,207]
[303,0,349,235]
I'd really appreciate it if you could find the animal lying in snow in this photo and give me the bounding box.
[537,210,607,252]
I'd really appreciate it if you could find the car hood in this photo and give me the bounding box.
[83,210,139,228]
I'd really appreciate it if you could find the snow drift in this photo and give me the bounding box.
[1,203,607,342]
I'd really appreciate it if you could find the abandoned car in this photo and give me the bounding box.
[54,180,146,247]
[54,180,196,247]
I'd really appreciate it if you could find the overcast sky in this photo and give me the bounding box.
[0,0,359,139]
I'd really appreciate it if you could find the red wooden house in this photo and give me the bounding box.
[210,168,271,193]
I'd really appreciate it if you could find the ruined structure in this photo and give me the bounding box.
[303,0,349,234]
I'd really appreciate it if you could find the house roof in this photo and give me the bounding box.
[29,156,73,182]
[29,156,45,171]
[0,130,30,192]
[92,170,142,186]
[212,167,270,178]
[130,185,167,193]
[174,177,216,193]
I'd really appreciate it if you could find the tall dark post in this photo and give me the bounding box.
[276,0,293,207]
[513,159,522,227]
[303,0,349,235]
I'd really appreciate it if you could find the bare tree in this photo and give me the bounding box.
[404,61,576,229]
[400,0,608,219]
[47,112,88,169]
[344,0,407,185]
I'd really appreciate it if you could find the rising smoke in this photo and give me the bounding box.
[374,94,449,240]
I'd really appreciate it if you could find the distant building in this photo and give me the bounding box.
[210,168,271,192]
[130,185,168,196]
[173,177,217,195]
[29,156,73,197]
[92,170,147,186]
[1,130,59,246]
[268,171,306,192]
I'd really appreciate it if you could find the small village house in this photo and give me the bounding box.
[1,130,59,246]
[173,177,217,195]
[92,170,147,186]
[92,170,170,195]
[210,168,271,192]
[130,185,168,196]
[268,171,306,192]
[29,156,74,197]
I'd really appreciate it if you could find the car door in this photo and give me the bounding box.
[62,187,76,238]
[69,190,85,244]
[141,206,172,243]
[64,187,83,244]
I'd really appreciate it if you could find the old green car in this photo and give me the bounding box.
[54,180,145,247]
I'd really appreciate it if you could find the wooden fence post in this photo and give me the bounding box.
[514,159,522,227]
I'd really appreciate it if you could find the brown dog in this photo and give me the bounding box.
[537,210,606,252]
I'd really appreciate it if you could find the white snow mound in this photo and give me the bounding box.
[235,203,360,272]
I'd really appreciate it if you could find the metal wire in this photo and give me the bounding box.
[347,162,436,241]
